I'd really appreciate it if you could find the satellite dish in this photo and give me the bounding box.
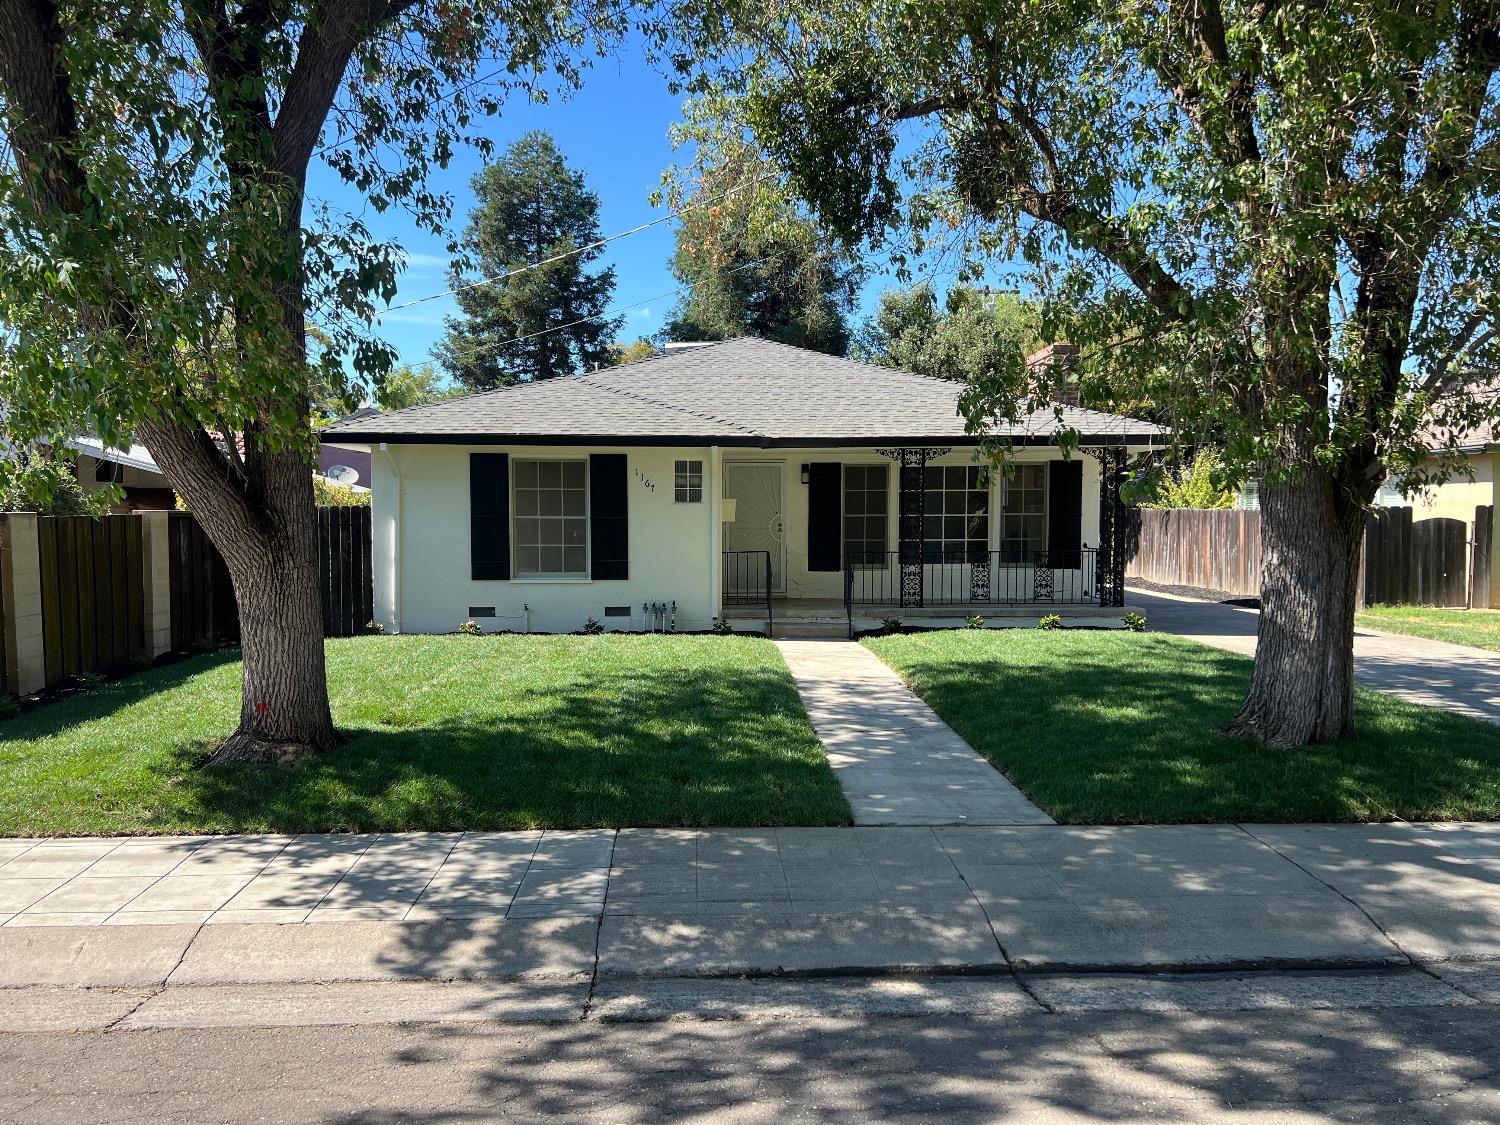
[325,464,360,486]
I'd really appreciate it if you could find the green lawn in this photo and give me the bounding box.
[1356,604,1500,653]
[865,630,1500,824]
[0,635,850,836]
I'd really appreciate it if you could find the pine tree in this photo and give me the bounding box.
[439,132,620,388]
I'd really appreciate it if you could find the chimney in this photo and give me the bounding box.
[1026,343,1081,406]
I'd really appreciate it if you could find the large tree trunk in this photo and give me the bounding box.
[139,424,336,763]
[1225,447,1369,747]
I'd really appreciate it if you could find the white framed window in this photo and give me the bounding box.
[513,459,588,576]
[675,459,704,503]
[923,465,990,561]
[999,463,1048,561]
[843,463,889,565]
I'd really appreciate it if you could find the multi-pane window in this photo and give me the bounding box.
[843,464,889,565]
[513,460,588,576]
[923,465,990,562]
[999,464,1048,561]
[675,459,704,503]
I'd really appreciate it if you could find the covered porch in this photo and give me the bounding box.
[717,443,1133,636]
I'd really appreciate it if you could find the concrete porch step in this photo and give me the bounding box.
[773,621,850,639]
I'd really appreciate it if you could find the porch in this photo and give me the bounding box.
[718,443,1131,637]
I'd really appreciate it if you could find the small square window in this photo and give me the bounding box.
[674,459,704,503]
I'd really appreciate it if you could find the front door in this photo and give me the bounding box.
[723,462,785,593]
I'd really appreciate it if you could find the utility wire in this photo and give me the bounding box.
[381,169,777,312]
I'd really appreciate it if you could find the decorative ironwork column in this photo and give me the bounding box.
[1084,446,1128,607]
[877,446,950,607]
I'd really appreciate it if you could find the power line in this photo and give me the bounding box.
[417,257,765,368]
[382,168,778,312]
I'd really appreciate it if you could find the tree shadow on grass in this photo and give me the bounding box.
[171,662,851,832]
[875,635,1500,823]
[0,647,242,739]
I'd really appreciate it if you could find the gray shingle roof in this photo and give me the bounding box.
[322,337,1166,447]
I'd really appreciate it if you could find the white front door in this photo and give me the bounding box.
[723,462,785,593]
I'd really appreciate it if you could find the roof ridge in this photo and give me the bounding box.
[586,375,765,438]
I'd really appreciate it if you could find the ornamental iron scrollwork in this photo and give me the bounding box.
[970,553,991,602]
[1032,552,1056,601]
[1082,446,1128,607]
[877,447,951,607]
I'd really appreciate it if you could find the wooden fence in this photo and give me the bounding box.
[167,513,238,650]
[1126,504,1496,608]
[1124,508,1262,596]
[37,515,148,685]
[1363,507,1469,607]
[3,507,374,696]
[318,506,374,637]
[1475,506,1493,609]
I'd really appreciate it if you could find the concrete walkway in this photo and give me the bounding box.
[1129,587,1500,724]
[774,639,1053,826]
[4,822,1498,984]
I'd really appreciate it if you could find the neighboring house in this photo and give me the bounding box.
[319,408,377,487]
[320,337,1165,635]
[64,437,176,511]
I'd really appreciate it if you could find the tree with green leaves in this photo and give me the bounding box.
[854,284,1040,384]
[658,103,861,355]
[0,0,618,760]
[438,131,619,389]
[1141,449,1238,510]
[375,364,463,412]
[671,1,1500,747]
[608,338,658,366]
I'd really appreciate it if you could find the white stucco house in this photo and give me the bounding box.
[320,337,1165,635]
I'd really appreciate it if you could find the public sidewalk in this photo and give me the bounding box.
[1129,586,1500,724]
[2,823,1498,994]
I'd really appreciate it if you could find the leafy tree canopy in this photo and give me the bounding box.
[375,364,464,412]
[1140,449,1238,510]
[657,98,862,356]
[661,1,1500,748]
[0,449,104,516]
[609,338,658,366]
[853,283,1040,384]
[437,130,620,388]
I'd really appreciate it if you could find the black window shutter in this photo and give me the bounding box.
[807,462,842,572]
[1048,459,1084,569]
[590,454,629,580]
[470,453,510,580]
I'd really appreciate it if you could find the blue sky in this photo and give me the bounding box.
[306,40,920,379]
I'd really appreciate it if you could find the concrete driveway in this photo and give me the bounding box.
[1128,587,1500,725]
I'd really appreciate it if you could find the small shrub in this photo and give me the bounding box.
[74,671,106,690]
[1037,614,1064,630]
[881,617,903,633]
[458,619,483,636]
[365,620,385,634]
[711,616,734,635]
[314,476,371,507]
[964,615,985,629]
[0,694,19,721]
[582,617,605,635]
[1123,611,1148,632]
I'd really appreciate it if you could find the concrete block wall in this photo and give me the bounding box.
[139,511,173,658]
[0,514,46,697]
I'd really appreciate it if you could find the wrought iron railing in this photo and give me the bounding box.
[843,547,1101,621]
[722,550,774,637]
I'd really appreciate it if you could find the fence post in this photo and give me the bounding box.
[0,514,47,696]
[138,511,174,658]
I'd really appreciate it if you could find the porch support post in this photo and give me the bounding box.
[878,446,950,608]
[1084,446,1128,607]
